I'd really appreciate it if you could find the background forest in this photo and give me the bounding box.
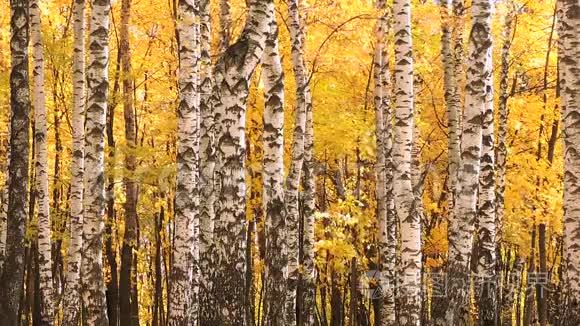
[0,0,578,325]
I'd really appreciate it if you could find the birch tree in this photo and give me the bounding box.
[171,0,200,324]
[441,0,462,215]
[446,0,492,324]
[497,6,515,325]
[301,94,316,326]
[0,0,30,323]
[285,0,310,322]
[82,0,112,323]
[211,0,273,322]
[30,0,54,321]
[392,0,421,323]
[475,23,496,324]
[261,14,287,324]
[198,0,216,322]
[561,0,580,323]
[62,0,85,324]
[374,1,396,323]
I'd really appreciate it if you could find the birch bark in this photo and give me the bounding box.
[285,0,311,322]
[170,0,200,324]
[0,0,30,323]
[374,2,396,324]
[392,0,422,324]
[82,0,112,323]
[62,0,85,323]
[211,0,273,323]
[30,0,54,322]
[261,15,287,324]
[560,0,580,322]
[446,0,493,324]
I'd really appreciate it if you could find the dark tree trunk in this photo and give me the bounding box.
[524,228,537,326]
[0,0,31,323]
[537,223,548,326]
[106,80,120,326]
[119,0,139,323]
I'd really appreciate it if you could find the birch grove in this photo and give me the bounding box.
[0,0,576,325]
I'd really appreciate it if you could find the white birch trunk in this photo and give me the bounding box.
[285,0,311,322]
[374,3,396,324]
[30,0,54,322]
[561,0,580,322]
[446,0,492,324]
[198,0,216,323]
[475,24,496,323]
[392,0,421,324]
[62,0,85,324]
[441,0,462,217]
[302,95,316,326]
[82,0,111,323]
[261,16,287,324]
[496,5,514,260]
[171,0,200,324]
[211,0,273,323]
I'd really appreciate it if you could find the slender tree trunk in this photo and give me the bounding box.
[560,0,580,322]
[211,0,273,323]
[170,0,200,324]
[373,2,396,324]
[119,0,139,324]
[0,0,30,323]
[198,0,216,322]
[0,124,8,273]
[285,0,311,323]
[105,121,120,326]
[30,0,54,322]
[537,223,547,326]
[392,0,421,324]
[301,88,316,326]
[496,8,515,326]
[105,44,120,326]
[0,182,6,271]
[446,0,492,325]
[475,25,497,324]
[153,204,164,326]
[261,12,287,325]
[440,0,462,216]
[82,0,112,323]
[502,256,524,326]
[436,0,466,317]
[524,229,537,326]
